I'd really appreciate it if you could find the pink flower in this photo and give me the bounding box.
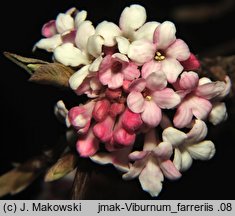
[127,71,181,127]
[128,21,190,83]
[99,53,140,89]
[173,72,226,128]
[123,129,181,197]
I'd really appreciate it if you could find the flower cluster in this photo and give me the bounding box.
[37,5,231,197]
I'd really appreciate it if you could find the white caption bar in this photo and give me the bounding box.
[0,200,234,216]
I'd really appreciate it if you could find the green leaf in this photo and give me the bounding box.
[44,152,78,182]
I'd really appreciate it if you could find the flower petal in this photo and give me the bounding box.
[139,157,164,197]
[109,73,124,89]
[128,78,146,92]
[180,53,200,71]
[187,140,216,160]
[134,21,160,41]
[173,148,182,171]
[180,150,193,172]
[35,35,62,52]
[87,35,104,58]
[195,81,226,100]
[89,56,103,72]
[141,60,162,79]
[129,151,148,161]
[141,101,162,127]
[153,21,176,49]
[161,58,183,83]
[209,102,228,125]
[186,119,208,143]
[146,71,167,91]
[160,160,182,180]
[95,21,121,46]
[69,65,90,90]
[54,43,90,67]
[116,36,130,54]
[41,20,57,38]
[152,88,181,109]
[122,62,140,81]
[74,10,87,27]
[56,13,74,34]
[127,91,145,113]
[179,71,199,90]
[119,4,146,36]
[128,39,156,65]
[165,39,190,61]
[162,127,187,147]
[173,101,193,128]
[153,141,173,160]
[123,159,146,180]
[217,76,232,99]
[75,21,95,51]
[190,96,212,120]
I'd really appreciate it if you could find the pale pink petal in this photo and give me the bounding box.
[69,65,90,90]
[216,76,231,99]
[127,91,145,113]
[186,119,208,143]
[139,158,164,197]
[179,71,199,90]
[173,148,182,171]
[99,69,112,86]
[180,150,193,172]
[160,160,182,180]
[190,96,212,120]
[119,4,146,35]
[152,88,181,109]
[153,21,176,49]
[87,35,104,58]
[116,36,130,54]
[41,20,57,37]
[153,142,173,160]
[129,151,148,161]
[162,127,187,147]
[165,39,190,61]
[180,53,200,71]
[75,21,95,51]
[134,21,160,41]
[76,128,99,157]
[95,21,121,46]
[122,62,140,80]
[195,81,226,100]
[122,159,146,180]
[173,101,193,128]
[54,43,90,67]
[161,58,183,83]
[74,10,87,27]
[56,13,74,34]
[145,71,167,91]
[187,140,216,160]
[109,73,124,89]
[209,102,228,125]
[141,60,162,79]
[141,101,162,127]
[128,39,156,65]
[128,78,146,92]
[74,79,90,95]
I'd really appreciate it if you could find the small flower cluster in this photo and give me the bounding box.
[37,5,231,197]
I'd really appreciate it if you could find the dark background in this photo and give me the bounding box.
[0,0,235,199]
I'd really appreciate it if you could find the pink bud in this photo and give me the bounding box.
[93,115,115,143]
[92,99,110,122]
[181,53,200,71]
[122,80,131,93]
[109,103,125,117]
[76,127,99,157]
[41,20,57,38]
[105,88,122,99]
[179,71,199,90]
[113,128,136,146]
[122,108,143,132]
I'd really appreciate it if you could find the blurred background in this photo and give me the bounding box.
[0,0,235,199]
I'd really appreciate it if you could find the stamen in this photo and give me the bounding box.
[146,95,152,101]
[155,51,165,61]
